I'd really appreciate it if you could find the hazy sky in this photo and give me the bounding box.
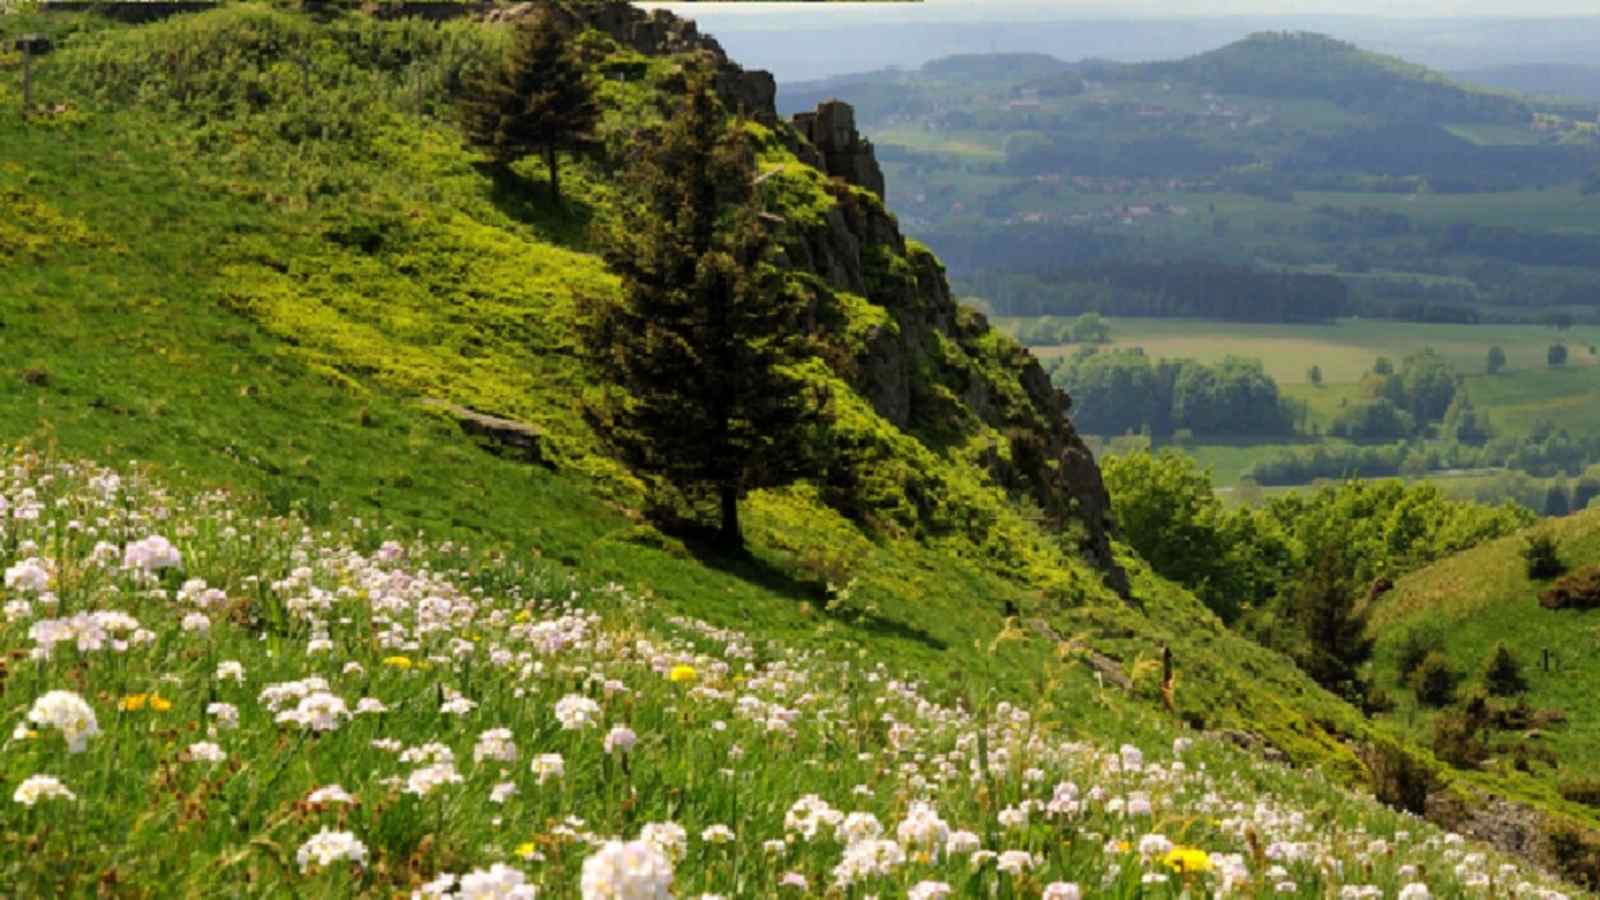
[646,0,1600,22]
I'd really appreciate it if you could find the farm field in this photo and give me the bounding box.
[1019,317,1600,385]
[1047,317,1600,494]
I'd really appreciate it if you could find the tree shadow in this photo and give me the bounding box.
[671,524,949,653]
[477,162,597,249]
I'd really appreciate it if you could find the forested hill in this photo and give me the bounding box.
[780,33,1600,327]
[1079,31,1532,123]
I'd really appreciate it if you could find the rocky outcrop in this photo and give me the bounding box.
[791,102,887,200]
[425,400,551,468]
[481,2,1128,597]
[485,1,779,125]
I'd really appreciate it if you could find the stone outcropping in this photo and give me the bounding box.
[791,102,887,199]
[485,1,777,125]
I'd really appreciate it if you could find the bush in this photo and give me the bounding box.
[1482,642,1529,696]
[1522,533,1565,579]
[1539,565,1600,611]
[1431,707,1487,769]
[1364,738,1437,815]
[1412,651,1459,707]
[1560,779,1600,809]
[1395,620,1447,682]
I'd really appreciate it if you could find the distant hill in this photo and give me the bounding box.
[1033,31,1532,124]
[1454,63,1600,104]
[784,33,1600,328]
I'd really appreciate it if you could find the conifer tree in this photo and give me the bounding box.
[459,11,598,202]
[584,72,828,552]
[1482,642,1528,696]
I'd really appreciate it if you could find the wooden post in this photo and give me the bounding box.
[20,42,31,114]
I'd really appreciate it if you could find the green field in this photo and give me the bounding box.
[1035,317,1600,384]
[1040,317,1600,493]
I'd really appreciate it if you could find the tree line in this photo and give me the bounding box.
[1047,349,1299,437]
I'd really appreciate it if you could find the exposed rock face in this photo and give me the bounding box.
[791,102,887,199]
[485,1,779,125]
[483,1,1128,597]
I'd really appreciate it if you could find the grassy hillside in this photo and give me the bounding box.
[1368,508,1600,820]
[1,4,1598,893]
[0,454,1579,897]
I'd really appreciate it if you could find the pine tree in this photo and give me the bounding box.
[458,11,598,201]
[584,73,829,552]
[1482,642,1528,696]
[1289,547,1374,703]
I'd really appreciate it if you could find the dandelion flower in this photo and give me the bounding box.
[668,665,697,684]
[1163,847,1214,874]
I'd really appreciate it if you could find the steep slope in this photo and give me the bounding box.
[1367,507,1600,874]
[0,3,1595,889]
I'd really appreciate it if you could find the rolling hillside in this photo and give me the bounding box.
[1368,507,1600,837]
[1,2,1599,892]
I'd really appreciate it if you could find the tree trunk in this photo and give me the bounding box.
[718,481,741,552]
[545,146,561,203]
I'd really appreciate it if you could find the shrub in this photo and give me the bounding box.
[1395,620,1446,683]
[1539,565,1600,611]
[1412,652,1459,707]
[1560,779,1600,809]
[1482,642,1529,696]
[1522,533,1565,580]
[1364,739,1437,815]
[1431,707,1487,769]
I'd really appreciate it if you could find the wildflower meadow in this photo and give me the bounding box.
[0,452,1581,897]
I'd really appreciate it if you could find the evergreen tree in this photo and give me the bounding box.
[1482,642,1529,696]
[584,73,829,551]
[1288,547,1373,703]
[1486,345,1507,374]
[1308,364,1323,386]
[459,11,599,201]
[1545,479,1571,517]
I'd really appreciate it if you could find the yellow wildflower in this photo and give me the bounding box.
[120,694,148,712]
[1163,847,1213,874]
[149,695,172,712]
[668,665,697,684]
[515,842,537,859]
[382,656,413,670]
